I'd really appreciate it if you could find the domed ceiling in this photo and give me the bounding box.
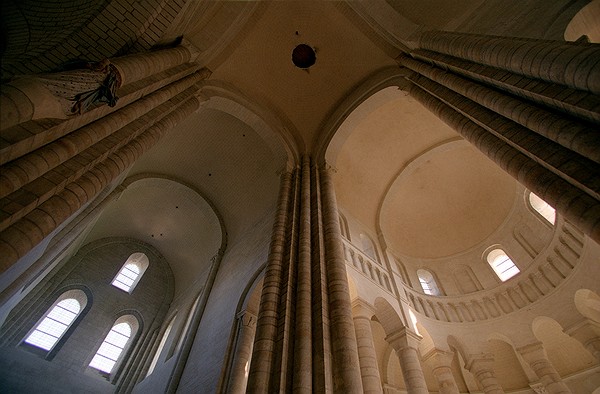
[380,143,516,259]
[331,87,517,260]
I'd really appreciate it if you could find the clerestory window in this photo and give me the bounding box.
[487,248,520,281]
[417,269,441,296]
[89,315,138,375]
[111,253,149,293]
[528,192,556,225]
[23,289,87,352]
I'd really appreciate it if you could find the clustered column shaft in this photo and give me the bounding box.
[292,156,313,393]
[247,158,363,393]
[247,171,294,392]
[0,45,211,271]
[398,31,600,243]
[0,95,201,270]
[319,165,364,393]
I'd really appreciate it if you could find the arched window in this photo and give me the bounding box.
[487,248,520,281]
[146,314,177,376]
[89,315,139,374]
[528,192,556,225]
[23,289,87,352]
[417,269,441,296]
[112,253,149,293]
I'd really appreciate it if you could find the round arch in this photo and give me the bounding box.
[574,289,600,323]
[373,297,406,336]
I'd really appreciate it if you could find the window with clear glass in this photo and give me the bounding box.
[111,253,149,293]
[23,290,87,352]
[417,269,441,296]
[528,192,556,225]
[487,248,520,281]
[89,316,137,374]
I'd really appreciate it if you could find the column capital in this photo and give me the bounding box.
[564,319,600,336]
[565,320,600,360]
[465,353,495,372]
[530,382,548,394]
[321,162,337,174]
[236,310,257,328]
[352,299,376,319]
[516,342,547,363]
[423,348,454,367]
[424,349,460,394]
[386,327,422,350]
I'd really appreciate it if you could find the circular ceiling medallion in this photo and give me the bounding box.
[292,44,316,69]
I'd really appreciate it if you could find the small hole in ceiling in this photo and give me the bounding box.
[208,173,212,176]
[175,206,178,209]
[292,44,316,69]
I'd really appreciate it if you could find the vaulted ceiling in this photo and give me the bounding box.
[72,0,584,291]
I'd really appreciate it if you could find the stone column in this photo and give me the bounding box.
[111,46,193,87]
[0,46,194,130]
[566,320,600,361]
[517,343,572,394]
[0,95,202,269]
[0,71,208,200]
[425,349,459,394]
[293,156,312,393]
[352,300,383,394]
[247,170,295,393]
[417,31,600,94]
[228,311,257,394]
[386,327,428,394]
[406,84,600,244]
[398,54,599,163]
[399,31,600,244]
[466,356,504,394]
[319,165,363,394]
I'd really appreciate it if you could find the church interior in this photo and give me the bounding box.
[0,1,599,393]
